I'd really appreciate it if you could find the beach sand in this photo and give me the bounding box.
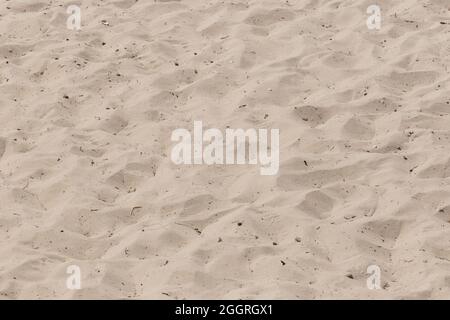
[0,0,449,299]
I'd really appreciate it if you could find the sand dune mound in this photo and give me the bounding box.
[0,0,449,299]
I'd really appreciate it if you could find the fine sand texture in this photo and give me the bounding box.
[1,0,450,299]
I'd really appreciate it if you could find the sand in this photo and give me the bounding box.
[0,0,449,299]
